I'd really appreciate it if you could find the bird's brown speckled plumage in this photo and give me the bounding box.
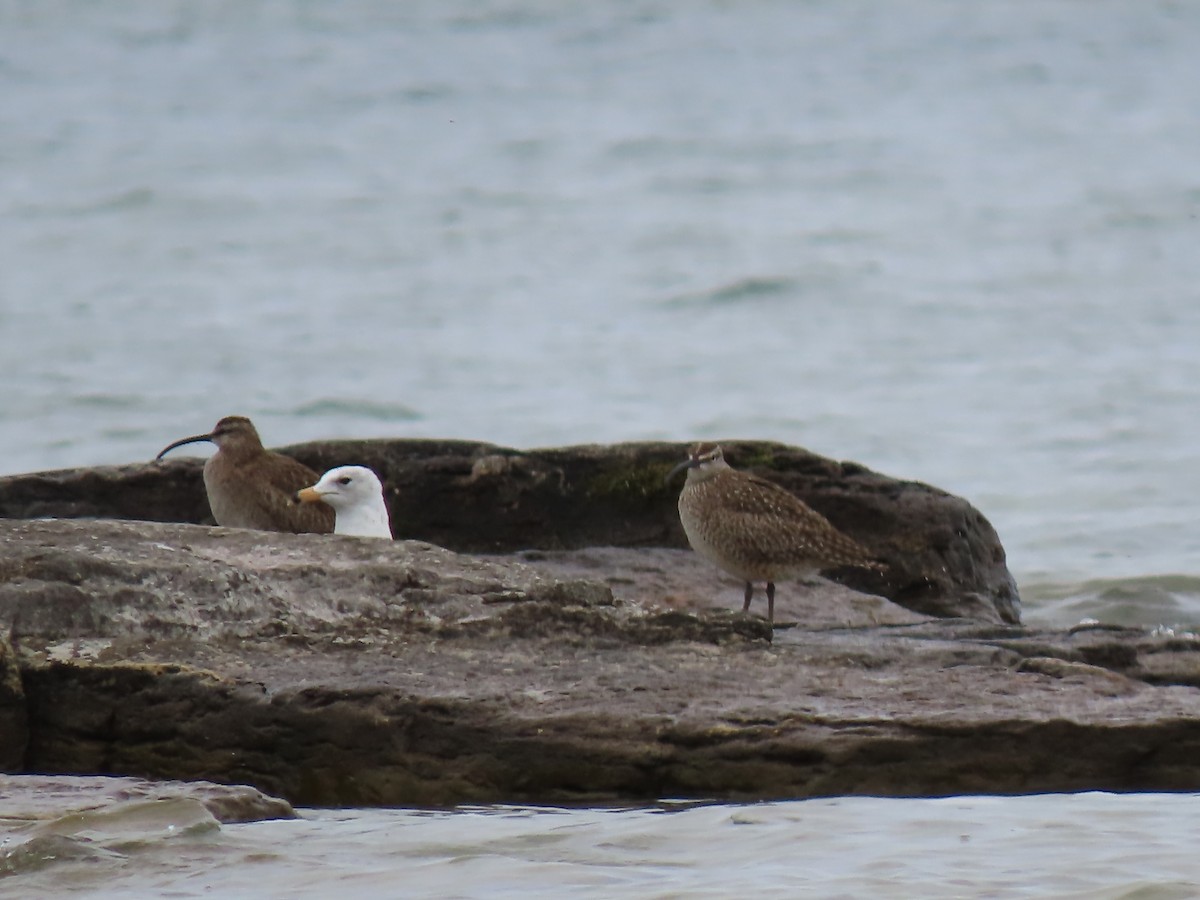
[669,442,877,623]
[156,415,334,534]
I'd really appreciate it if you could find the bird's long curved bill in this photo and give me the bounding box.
[155,433,214,461]
[295,486,324,504]
[664,459,696,485]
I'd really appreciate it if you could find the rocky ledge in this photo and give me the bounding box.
[0,439,1019,623]
[1,441,1197,806]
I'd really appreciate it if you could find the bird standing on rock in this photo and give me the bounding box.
[155,415,334,534]
[296,465,393,539]
[666,442,881,624]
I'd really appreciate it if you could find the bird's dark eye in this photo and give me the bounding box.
[337,476,352,485]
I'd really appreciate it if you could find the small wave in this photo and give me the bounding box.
[0,833,117,876]
[11,188,156,221]
[82,188,157,215]
[396,83,455,103]
[660,276,797,310]
[68,393,144,411]
[1022,574,1200,629]
[1,798,218,877]
[605,136,705,161]
[449,7,555,31]
[288,399,422,422]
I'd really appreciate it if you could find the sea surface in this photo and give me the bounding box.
[5,793,1200,899]
[3,1,1200,895]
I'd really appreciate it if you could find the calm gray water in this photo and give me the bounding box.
[3,1,1200,893]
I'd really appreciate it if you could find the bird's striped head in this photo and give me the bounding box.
[666,442,729,485]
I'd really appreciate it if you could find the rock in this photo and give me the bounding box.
[0,634,26,770]
[506,546,930,630]
[2,518,1200,806]
[0,439,1019,623]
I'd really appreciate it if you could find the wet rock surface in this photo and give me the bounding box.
[1,516,1199,807]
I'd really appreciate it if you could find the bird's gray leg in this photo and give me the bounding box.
[743,582,754,612]
[767,581,776,624]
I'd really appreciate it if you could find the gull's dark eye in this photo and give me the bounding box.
[337,476,352,485]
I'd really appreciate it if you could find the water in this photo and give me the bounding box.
[4,793,1200,899]
[3,1,1200,893]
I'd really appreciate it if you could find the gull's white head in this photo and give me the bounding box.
[296,465,392,539]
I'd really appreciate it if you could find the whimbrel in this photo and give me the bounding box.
[667,442,879,623]
[296,465,392,538]
[155,415,334,534]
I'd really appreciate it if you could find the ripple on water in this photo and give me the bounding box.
[1022,574,1200,629]
[285,398,423,423]
[658,276,800,309]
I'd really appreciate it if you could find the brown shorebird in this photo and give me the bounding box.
[155,415,334,534]
[666,442,879,623]
[296,465,393,539]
